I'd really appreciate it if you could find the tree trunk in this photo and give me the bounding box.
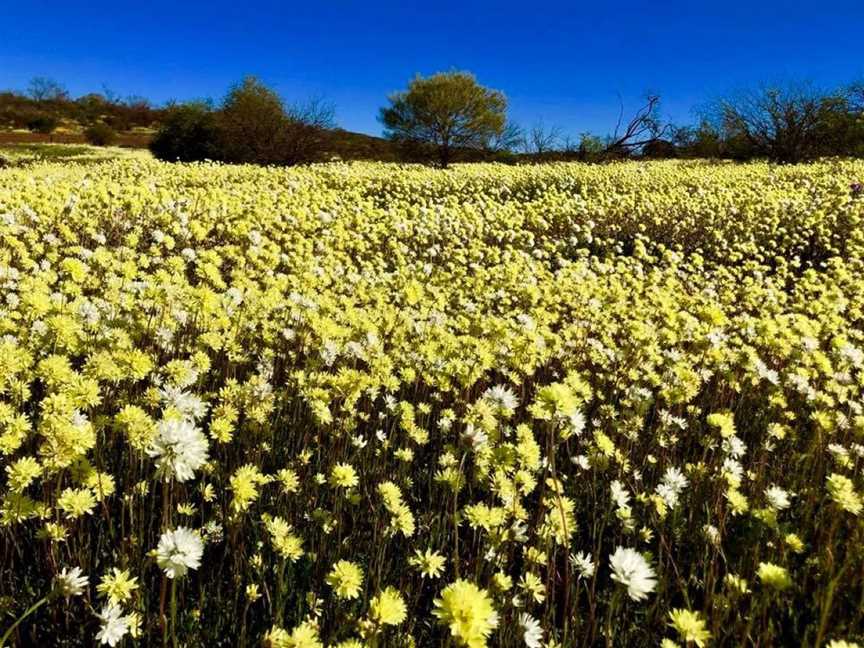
[440,142,450,168]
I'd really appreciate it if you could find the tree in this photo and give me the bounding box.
[150,102,220,162]
[151,78,334,166]
[217,76,334,165]
[380,71,508,167]
[217,76,288,164]
[280,96,336,165]
[75,93,111,125]
[523,120,562,157]
[123,96,157,128]
[604,95,668,157]
[814,84,864,158]
[670,121,724,158]
[27,77,68,102]
[707,82,839,162]
[576,133,605,161]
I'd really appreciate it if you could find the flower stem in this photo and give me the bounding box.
[0,595,50,648]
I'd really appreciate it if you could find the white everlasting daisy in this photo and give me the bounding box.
[462,424,489,450]
[703,524,721,546]
[156,527,204,578]
[159,385,208,418]
[484,384,520,411]
[96,604,130,646]
[609,547,657,601]
[148,418,209,482]
[55,566,88,598]
[721,458,744,483]
[518,612,543,648]
[571,454,590,470]
[764,485,792,511]
[656,466,689,508]
[568,409,586,437]
[610,480,631,509]
[569,551,595,579]
[722,436,747,459]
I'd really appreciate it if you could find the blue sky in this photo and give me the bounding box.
[1,1,862,138]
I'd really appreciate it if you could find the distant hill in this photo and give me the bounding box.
[0,124,399,161]
[321,128,399,161]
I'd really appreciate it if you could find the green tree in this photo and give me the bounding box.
[380,71,507,167]
[217,76,289,164]
[217,76,334,165]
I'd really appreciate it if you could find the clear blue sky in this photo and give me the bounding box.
[1,1,862,138]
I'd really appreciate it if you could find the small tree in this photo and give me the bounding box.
[380,71,508,167]
[523,119,562,157]
[604,95,667,157]
[577,133,605,161]
[27,113,59,134]
[484,121,523,159]
[27,77,68,102]
[280,96,336,165]
[217,76,289,164]
[84,123,117,146]
[216,77,335,165]
[76,93,111,125]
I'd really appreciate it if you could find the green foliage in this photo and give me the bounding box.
[83,123,117,146]
[217,76,290,164]
[26,113,59,134]
[150,77,335,166]
[149,102,219,162]
[380,71,508,167]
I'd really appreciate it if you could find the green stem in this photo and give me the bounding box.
[0,595,50,647]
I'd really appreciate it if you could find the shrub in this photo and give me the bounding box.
[149,102,220,162]
[83,123,117,146]
[26,113,59,134]
[151,78,334,166]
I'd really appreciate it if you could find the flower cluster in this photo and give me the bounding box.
[1,158,863,646]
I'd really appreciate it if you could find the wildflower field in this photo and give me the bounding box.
[1,159,864,647]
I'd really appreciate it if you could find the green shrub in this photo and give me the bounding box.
[26,113,59,134]
[83,123,117,146]
[149,102,219,162]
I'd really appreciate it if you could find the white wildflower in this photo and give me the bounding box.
[765,485,792,511]
[55,566,88,598]
[156,527,204,578]
[484,384,520,411]
[569,551,595,579]
[609,547,656,601]
[518,612,543,648]
[96,604,130,646]
[148,418,209,483]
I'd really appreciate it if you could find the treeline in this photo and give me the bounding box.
[150,72,864,167]
[4,73,864,166]
[0,77,163,144]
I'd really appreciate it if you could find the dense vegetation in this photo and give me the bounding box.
[1,159,863,646]
[4,75,863,166]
